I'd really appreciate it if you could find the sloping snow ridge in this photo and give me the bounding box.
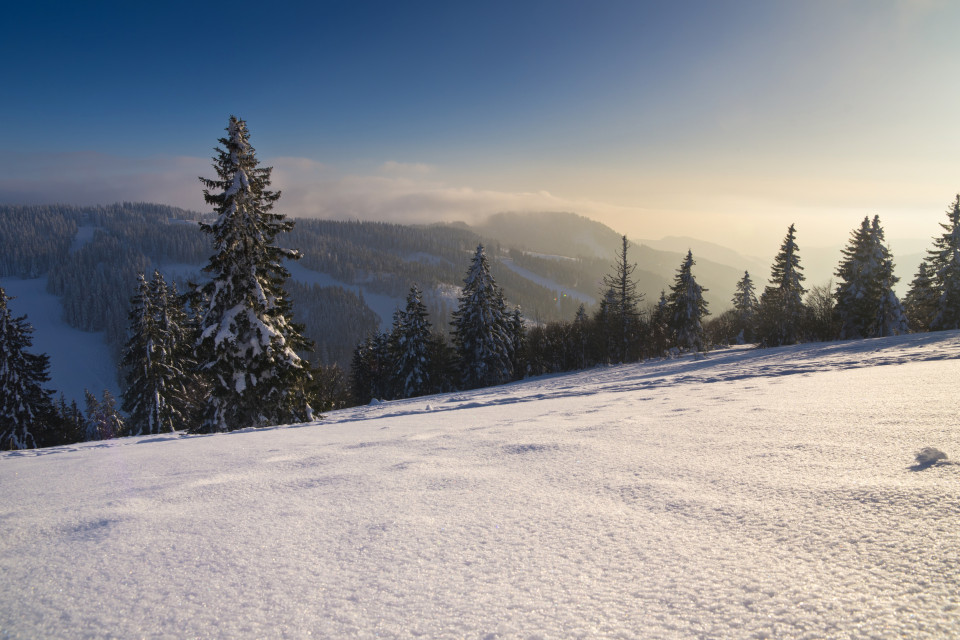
[2,332,960,638]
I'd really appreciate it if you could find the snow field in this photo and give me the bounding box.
[1,332,959,638]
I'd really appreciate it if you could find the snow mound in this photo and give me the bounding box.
[915,446,948,467]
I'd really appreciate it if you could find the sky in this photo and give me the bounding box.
[2,0,959,261]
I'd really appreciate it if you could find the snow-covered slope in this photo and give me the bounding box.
[0,276,120,403]
[2,333,960,638]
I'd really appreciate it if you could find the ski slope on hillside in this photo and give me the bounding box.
[2,333,959,638]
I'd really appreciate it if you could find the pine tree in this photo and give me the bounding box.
[666,250,709,352]
[121,271,198,435]
[350,332,394,405]
[194,116,312,431]
[570,304,589,370]
[451,244,512,389]
[929,195,960,330]
[759,224,806,346]
[593,287,618,364]
[649,291,670,357]
[83,389,126,441]
[904,260,938,332]
[51,394,86,446]
[349,337,375,406]
[731,271,758,344]
[0,287,56,450]
[392,284,433,399]
[601,235,643,362]
[834,217,877,339]
[834,216,907,339]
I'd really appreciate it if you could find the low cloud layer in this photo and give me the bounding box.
[0,152,634,229]
[0,151,941,256]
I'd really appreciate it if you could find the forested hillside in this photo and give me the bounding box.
[0,203,751,402]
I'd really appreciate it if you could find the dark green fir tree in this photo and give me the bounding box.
[194,116,313,432]
[0,287,55,450]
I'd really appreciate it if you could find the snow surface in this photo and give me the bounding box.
[3,332,960,638]
[0,276,119,404]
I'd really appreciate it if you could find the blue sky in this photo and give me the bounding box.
[3,0,959,260]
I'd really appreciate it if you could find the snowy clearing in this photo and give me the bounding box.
[2,332,960,638]
[0,276,120,403]
[285,261,403,329]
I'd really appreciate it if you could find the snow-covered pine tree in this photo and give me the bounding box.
[392,284,433,399]
[731,271,758,344]
[83,389,126,441]
[758,224,806,346]
[0,287,55,450]
[904,260,938,332]
[834,217,877,339]
[121,271,198,435]
[930,195,960,331]
[834,216,908,339]
[666,250,709,352]
[601,235,643,363]
[194,116,312,432]
[451,244,512,389]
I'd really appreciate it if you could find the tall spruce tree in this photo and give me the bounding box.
[392,284,433,399]
[194,116,312,431]
[834,216,908,339]
[601,235,643,362]
[121,271,198,435]
[929,195,960,330]
[0,287,55,450]
[731,271,758,344]
[666,250,709,352]
[759,224,806,345]
[451,244,512,389]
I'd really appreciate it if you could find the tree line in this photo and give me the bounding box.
[349,198,960,399]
